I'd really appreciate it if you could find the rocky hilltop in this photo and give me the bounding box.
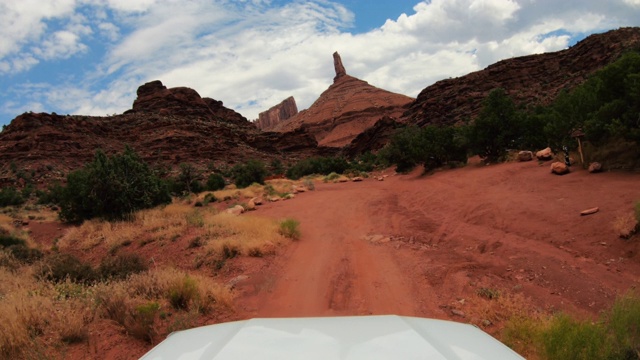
[0,81,334,185]
[271,52,414,147]
[404,27,640,127]
[254,96,298,130]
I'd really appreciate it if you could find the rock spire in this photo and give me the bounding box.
[333,51,347,82]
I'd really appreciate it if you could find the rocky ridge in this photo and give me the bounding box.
[0,81,335,185]
[270,52,414,147]
[404,27,640,127]
[254,96,298,130]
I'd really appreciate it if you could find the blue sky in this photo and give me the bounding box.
[2,0,640,127]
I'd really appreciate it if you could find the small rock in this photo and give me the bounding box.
[580,207,599,216]
[21,220,30,226]
[225,205,245,216]
[588,162,602,173]
[376,176,384,181]
[517,151,533,162]
[268,195,282,202]
[252,197,263,205]
[536,147,554,161]
[337,176,349,183]
[283,193,295,200]
[451,309,466,318]
[227,275,249,289]
[352,176,363,182]
[550,161,569,175]
[245,199,256,211]
[481,319,492,327]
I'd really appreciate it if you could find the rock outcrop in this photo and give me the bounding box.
[403,27,640,127]
[0,81,336,186]
[254,96,298,130]
[271,53,414,147]
[333,51,347,82]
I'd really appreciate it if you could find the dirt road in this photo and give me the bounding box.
[234,160,640,324]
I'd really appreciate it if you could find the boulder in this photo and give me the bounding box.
[225,205,245,216]
[245,199,256,211]
[588,162,603,173]
[268,195,282,202]
[536,147,553,161]
[251,197,263,205]
[517,151,533,162]
[550,161,570,175]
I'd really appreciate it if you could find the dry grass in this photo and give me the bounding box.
[613,212,638,239]
[204,212,289,257]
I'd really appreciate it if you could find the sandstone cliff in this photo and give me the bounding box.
[254,96,298,130]
[404,27,640,127]
[0,81,335,185]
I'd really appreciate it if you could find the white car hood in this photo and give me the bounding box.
[140,315,524,360]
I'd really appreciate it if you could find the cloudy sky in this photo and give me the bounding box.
[1,0,640,126]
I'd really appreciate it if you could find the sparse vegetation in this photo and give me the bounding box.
[58,146,171,222]
[0,186,25,207]
[231,159,267,188]
[285,156,350,180]
[279,218,301,240]
[502,291,640,360]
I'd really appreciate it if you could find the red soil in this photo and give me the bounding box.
[28,159,640,358]
[235,160,640,322]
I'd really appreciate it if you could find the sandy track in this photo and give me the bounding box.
[235,160,640,322]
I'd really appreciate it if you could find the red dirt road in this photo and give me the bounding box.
[234,160,640,325]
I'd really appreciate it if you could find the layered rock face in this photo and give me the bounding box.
[271,52,414,147]
[254,96,298,130]
[0,81,335,185]
[404,27,640,127]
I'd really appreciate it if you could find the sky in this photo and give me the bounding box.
[1,0,640,126]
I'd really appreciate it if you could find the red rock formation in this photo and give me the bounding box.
[271,54,414,147]
[333,51,347,82]
[404,27,640,127]
[0,81,336,185]
[254,96,298,130]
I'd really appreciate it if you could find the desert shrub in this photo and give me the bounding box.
[635,202,640,224]
[381,124,468,172]
[171,163,203,195]
[231,159,267,188]
[168,276,199,310]
[0,233,26,248]
[323,172,341,182]
[285,156,350,180]
[36,253,96,284]
[127,302,160,343]
[36,182,65,205]
[279,218,300,240]
[0,186,25,207]
[203,193,217,205]
[186,210,204,227]
[477,287,500,300]
[540,314,609,360]
[205,173,226,191]
[270,159,285,175]
[98,253,148,280]
[6,245,43,264]
[302,178,315,191]
[58,146,171,222]
[604,292,640,358]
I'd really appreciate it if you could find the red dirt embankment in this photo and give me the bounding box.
[234,160,640,323]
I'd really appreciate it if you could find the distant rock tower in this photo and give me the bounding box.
[333,51,347,82]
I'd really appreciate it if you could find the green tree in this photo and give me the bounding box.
[59,146,171,222]
[205,173,226,191]
[231,160,267,188]
[468,88,520,162]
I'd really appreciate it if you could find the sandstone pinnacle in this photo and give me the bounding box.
[333,51,347,82]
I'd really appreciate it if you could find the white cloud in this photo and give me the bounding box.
[2,0,640,123]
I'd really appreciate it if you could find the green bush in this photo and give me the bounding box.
[0,186,25,207]
[203,193,217,205]
[6,245,43,264]
[285,156,350,180]
[205,173,226,191]
[231,160,267,188]
[279,218,301,240]
[128,302,160,343]
[58,146,171,222]
[0,233,26,248]
[380,124,468,173]
[36,182,65,205]
[98,253,148,280]
[168,276,199,310]
[36,253,96,284]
